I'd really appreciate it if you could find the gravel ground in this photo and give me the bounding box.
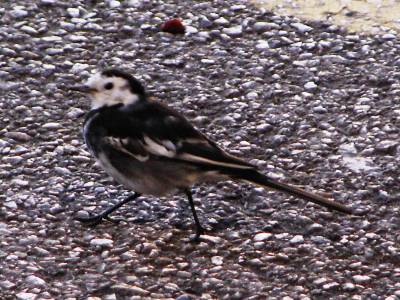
[1,0,400,299]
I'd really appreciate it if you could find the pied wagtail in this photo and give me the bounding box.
[75,69,353,240]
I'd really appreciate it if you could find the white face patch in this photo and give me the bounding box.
[86,72,140,109]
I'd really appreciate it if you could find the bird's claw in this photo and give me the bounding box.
[189,226,206,244]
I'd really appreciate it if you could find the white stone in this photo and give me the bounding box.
[231,4,245,11]
[12,179,29,186]
[382,33,396,40]
[67,8,80,18]
[339,143,357,155]
[291,22,313,33]
[67,107,85,118]
[185,25,198,35]
[353,105,370,113]
[71,18,87,24]
[223,26,242,37]
[90,238,114,247]
[43,64,56,70]
[343,282,356,291]
[107,0,121,8]
[126,0,142,7]
[43,122,61,129]
[16,293,37,300]
[71,63,89,73]
[201,59,215,64]
[214,17,229,25]
[68,35,88,42]
[290,235,304,244]
[293,60,308,67]
[304,81,317,90]
[254,232,272,242]
[20,26,37,35]
[41,36,62,42]
[246,92,258,100]
[323,282,339,290]
[211,256,223,265]
[353,275,371,283]
[313,277,327,285]
[255,40,269,50]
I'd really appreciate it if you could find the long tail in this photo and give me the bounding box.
[233,169,353,214]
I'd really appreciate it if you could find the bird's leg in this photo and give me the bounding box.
[76,192,141,226]
[184,189,205,242]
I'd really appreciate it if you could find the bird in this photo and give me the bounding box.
[75,68,353,241]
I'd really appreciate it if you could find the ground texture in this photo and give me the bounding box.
[1,0,400,299]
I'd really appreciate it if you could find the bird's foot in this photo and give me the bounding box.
[189,226,206,244]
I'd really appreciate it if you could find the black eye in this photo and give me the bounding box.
[104,82,114,90]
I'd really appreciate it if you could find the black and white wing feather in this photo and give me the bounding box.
[83,101,256,172]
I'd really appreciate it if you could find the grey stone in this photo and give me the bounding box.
[382,33,396,40]
[67,107,85,118]
[353,275,371,283]
[10,7,28,18]
[0,280,16,289]
[214,17,229,26]
[222,26,243,37]
[26,275,46,287]
[375,140,398,154]
[291,22,313,33]
[16,293,37,300]
[112,284,149,296]
[5,132,32,142]
[253,22,279,32]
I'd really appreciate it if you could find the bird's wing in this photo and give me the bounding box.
[93,102,255,170]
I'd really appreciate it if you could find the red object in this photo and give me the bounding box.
[161,18,185,34]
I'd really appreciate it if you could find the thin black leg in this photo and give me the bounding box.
[184,189,205,241]
[76,192,141,226]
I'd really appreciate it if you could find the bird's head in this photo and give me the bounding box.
[84,69,146,109]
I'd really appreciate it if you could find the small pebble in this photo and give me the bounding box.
[353,275,371,284]
[254,232,272,242]
[25,275,46,287]
[291,22,313,33]
[290,235,304,244]
[211,256,224,265]
[90,239,114,247]
[222,26,243,37]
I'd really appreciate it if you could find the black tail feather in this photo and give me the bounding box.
[233,169,353,214]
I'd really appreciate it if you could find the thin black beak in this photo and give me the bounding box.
[70,84,97,93]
